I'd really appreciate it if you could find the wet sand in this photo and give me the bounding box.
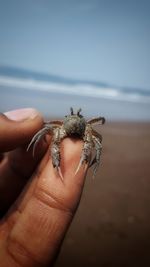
[55,121,150,267]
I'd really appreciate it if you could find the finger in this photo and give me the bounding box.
[0,108,43,152]
[0,108,46,215]
[0,139,48,217]
[0,138,88,267]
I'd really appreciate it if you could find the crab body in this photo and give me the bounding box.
[63,113,86,137]
[27,108,105,179]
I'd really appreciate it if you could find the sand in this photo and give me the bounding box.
[55,121,150,267]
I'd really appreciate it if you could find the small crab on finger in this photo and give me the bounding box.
[27,108,105,180]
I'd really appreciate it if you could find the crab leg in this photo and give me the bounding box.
[75,126,93,175]
[51,127,66,180]
[91,128,103,143]
[87,117,105,125]
[27,124,53,156]
[44,120,63,126]
[90,136,102,178]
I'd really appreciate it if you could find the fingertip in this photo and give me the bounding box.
[4,108,42,122]
[0,108,44,152]
[34,137,87,210]
[61,138,87,178]
[37,137,87,187]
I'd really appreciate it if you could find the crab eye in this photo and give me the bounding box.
[77,108,82,116]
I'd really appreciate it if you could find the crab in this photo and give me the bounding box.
[27,108,105,179]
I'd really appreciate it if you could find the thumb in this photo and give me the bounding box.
[0,108,43,152]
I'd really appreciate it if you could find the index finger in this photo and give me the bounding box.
[0,138,88,267]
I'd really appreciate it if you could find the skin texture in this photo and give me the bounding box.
[0,109,87,267]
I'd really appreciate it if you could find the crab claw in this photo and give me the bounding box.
[26,138,38,157]
[56,166,64,181]
[75,158,87,176]
[75,160,83,176]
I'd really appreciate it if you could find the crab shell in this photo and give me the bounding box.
[63,114,86,137]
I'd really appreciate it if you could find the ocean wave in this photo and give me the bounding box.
[0,75,150,104]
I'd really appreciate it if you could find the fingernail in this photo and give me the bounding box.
[4,108,39,121]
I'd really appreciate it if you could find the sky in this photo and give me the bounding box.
[0,0,150,89]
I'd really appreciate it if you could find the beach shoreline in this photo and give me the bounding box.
[55,121,150,267]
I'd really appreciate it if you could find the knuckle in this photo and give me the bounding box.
[34,186,74,217]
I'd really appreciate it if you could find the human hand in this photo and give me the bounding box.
[0,108,87,267]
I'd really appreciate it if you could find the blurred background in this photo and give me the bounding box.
[0,0,150,266]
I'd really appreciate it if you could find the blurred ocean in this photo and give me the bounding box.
[0,66,150,121]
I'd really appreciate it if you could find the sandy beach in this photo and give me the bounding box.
[55,121,150,267]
